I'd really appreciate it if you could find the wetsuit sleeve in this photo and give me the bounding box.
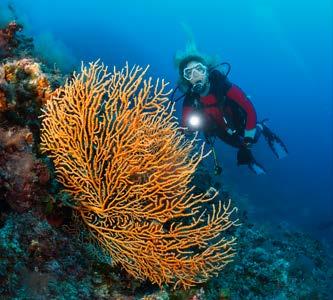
[226,84,257,138]
[181,94,194,128]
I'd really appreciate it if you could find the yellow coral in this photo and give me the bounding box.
[36,76,52,103]
[4,64,16,82]
[0,65,5,80]
[40,61,238,289]
[1,59,52,103]
[0,90,7,112]
[18,59,41,76]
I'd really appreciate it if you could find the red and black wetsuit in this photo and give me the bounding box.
[182,70,257,148]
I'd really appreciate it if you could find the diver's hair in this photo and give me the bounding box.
[178,55,206,76]
[174,33,218,93]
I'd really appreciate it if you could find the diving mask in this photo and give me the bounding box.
[183,62,207,81]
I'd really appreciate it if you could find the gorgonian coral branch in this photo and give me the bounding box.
[40,60,239,289]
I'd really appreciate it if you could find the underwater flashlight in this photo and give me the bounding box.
[188,113,202,130]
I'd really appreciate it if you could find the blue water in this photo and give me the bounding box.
[3,0,332,241]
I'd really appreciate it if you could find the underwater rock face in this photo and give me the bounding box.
[0,21,23,59]
[0,23,63,217]
[0,126,49,212]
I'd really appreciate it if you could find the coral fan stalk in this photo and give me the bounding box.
[40,61,238,289]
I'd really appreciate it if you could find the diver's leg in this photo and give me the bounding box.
[253,123,263,143]
[215,130,266,174]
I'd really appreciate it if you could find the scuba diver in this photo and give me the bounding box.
[174,54,288,175]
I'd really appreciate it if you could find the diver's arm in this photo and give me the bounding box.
[226,84,257,139]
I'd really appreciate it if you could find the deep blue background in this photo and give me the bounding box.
[3,0,332,241]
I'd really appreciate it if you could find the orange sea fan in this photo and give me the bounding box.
[40,60,239,289]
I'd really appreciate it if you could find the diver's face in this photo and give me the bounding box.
[183,61,208,86]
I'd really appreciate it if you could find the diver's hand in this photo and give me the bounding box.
[242,137,255,148]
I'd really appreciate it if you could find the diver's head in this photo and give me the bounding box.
[178,55,209,94]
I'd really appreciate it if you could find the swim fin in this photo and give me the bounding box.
[260,121,288,159]
[248,160,267,175]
